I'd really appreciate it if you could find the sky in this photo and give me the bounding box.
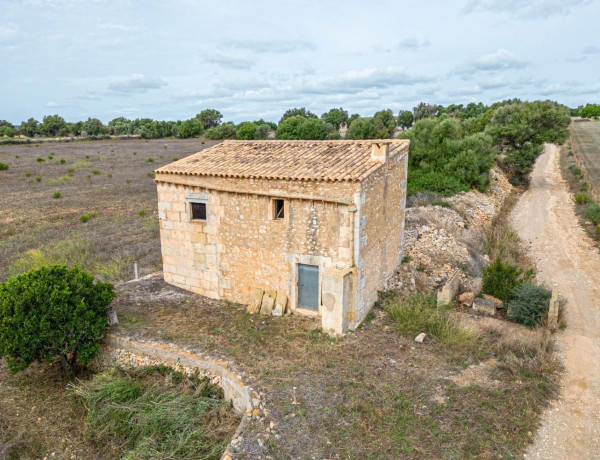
[1,0,599,124]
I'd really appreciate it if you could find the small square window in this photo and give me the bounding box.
[273,199,285,220]
[190,202,207,221]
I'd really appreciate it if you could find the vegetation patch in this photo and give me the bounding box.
[0,162,8,170]
[71,366,238,459]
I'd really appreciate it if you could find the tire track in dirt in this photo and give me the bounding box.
[512,144,600,459]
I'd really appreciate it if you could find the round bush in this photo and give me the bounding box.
[0,265,114,374]
[506,283,551,327]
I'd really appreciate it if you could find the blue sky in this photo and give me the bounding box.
[1,0,599,124]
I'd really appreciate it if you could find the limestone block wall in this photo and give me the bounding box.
[156,174,360,312]
[352,151,408,328]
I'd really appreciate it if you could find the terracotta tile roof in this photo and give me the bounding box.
[155,139,409,182]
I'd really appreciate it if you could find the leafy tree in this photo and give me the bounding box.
[236,121,258,140]
[205,122,237,140]
[298,118,328,139]
[372,109,397,138]
[397,110,414,129]
[18,118,40,137]
[0,265,114,375]
[321,107,348,130]
[275,115,306,139]
[346,113,360,129]
[83,118,107,136]
[177,119,203,138]
[108,117,133,135]
[195,109,222,130]
[279,108,317,124]
[459,102,488,120]
[254,124,271,139]
[413,102,440,121]
[579,104,600,118]
[400,117,496,195]
[345,117,377,139]
[0,126,15,137]
[39,114,68,137]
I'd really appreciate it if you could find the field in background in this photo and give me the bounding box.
[570,121,600,199]
[0,139,218,282]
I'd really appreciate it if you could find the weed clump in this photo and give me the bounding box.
[481,258,533,303]
[92,169,100,175]
[37,157,45,163]
[0,162,8,170]
[575,194,590,204]
[568,164,582,177]
[507,283,552,327]
[53,192,61,199]
[586,202,600,225]
[138,210,147,217]
[71,366,235,459]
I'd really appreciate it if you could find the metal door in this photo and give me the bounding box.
[297,264,319,310]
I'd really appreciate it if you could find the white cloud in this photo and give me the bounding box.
[222,39,316,53]
[374,36,431,53]
[46,101,60,107]
[455,49,529,76]
[204,53,254,70]
[0,22,19,42]
[107,74,167,94]
[462,0,592,19]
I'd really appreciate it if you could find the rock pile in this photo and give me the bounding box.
[386,167,512,295]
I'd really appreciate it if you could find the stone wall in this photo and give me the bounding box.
[353,150,408,327]
[156,174,359,313]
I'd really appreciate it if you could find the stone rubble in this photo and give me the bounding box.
[385,167,512,296]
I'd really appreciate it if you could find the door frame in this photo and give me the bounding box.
[297,263,320,312]
[289,254,329,316]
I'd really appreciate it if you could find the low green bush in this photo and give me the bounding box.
[575,194,590,204]
[568,164,582,177]
[482,258,533,302]
[37,157,45,163]
[92,169,100,175]
[0,265,114,374]
[587,202,600,225]
[0,162,8,170]
[507,283,552,327]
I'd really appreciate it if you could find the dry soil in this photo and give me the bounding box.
[513,143,600,459]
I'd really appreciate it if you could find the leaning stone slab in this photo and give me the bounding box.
[472,298,497,316]
[437,271,460,306]
[272,291,287,317]
[247,288,264,314]
[259,290,276,315]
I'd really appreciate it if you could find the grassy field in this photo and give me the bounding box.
[570,121,600,198]
[0,138,218,282]
[111,277,560,459]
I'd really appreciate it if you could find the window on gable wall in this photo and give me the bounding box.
[273,198,285,219]
[190,201,207,221]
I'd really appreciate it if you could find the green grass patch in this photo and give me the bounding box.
[70,366,236,459]
[52,192,61,199]
[45,175,71,185]
[80,212,98,223]
[0,162,8,170]
[92,169,100,175]
[37,157,45,163]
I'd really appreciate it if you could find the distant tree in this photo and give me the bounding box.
[345,118,377,139]
[275,115,306,139]
[254,124,271,139]
[108,117,133,135]
[326,130,341,140]
[372,109,397,138]
[579,104,600,118]
[236,121,258,140]
[39,114,68,137]
[0,120,13,129]
[0,126,15,137]
[195,109,222,130]
[18,118,40,137]
[177,119,204,138]
[0,265,114,375]
[279,108,317,124]
[205,122,237,140]
[346,113,360,129]
[83,118,106,136]
[413,102,440,121]
[397,110,414,130]
[459,102,488,120]
[298,118,328,139]
[321,108,348,130]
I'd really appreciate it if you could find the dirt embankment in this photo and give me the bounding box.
[386,167,512,294]
[513,144,600,459]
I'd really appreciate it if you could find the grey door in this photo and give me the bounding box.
[298,264,319,310]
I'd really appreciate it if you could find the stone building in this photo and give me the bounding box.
[154,139,409,334]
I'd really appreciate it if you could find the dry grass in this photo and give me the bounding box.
[0,139,219,283]
[110,277,561,459]
[570,121,600,198]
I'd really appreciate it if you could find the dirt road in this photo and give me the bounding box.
[512,144,600,459]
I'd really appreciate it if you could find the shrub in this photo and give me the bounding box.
[59,158,66,164]
[80,212,97,223]
[0,162,8,170]
[482,258,533,302]
[172,157,179,161]
[0,265,114,374]
[147,172,155,178]
[25,172,31,177]
[569,164,582,177]
[507,283,552,327]
[53,192,61,199]
[147,157,154,163]
[575,194,590,204]
[37,157,45,163]
[92,169,100,175]
[586,202,600,225]
[107,173,112,178]
[48,155,53,160]
[36,176,41,182]
[138,210,147,217]
[596,224,600,236]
